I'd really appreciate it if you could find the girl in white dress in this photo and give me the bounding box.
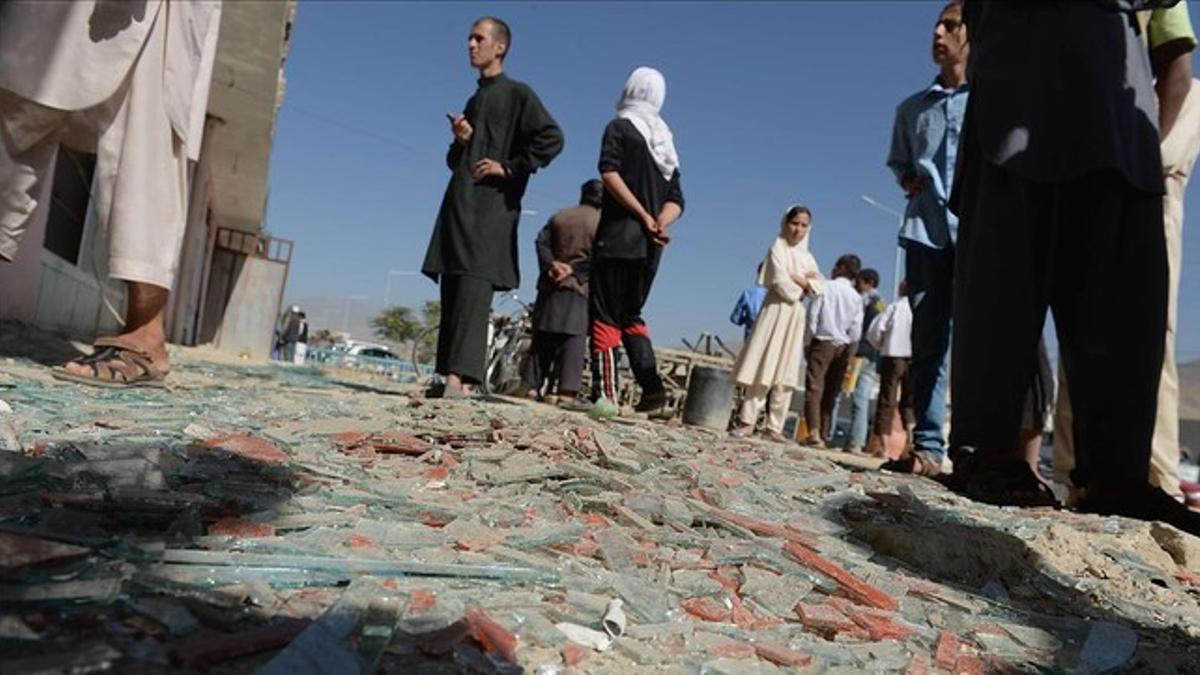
[730,205,823,442]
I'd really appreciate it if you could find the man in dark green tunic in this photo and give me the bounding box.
[421,17,564,397]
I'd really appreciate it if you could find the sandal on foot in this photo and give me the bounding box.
[880,451,943,478]
[763,430,788,443]
[961,459,1059,508]
[52,337,166,388]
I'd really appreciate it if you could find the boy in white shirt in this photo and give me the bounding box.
[866,281,914,454]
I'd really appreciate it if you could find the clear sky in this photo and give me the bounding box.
[269,1,1200,362]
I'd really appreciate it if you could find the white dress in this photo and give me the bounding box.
[733,236,822,389]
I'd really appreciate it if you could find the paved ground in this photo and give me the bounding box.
[0,321,1198,673]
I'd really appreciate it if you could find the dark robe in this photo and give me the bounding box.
[422,73,564,291]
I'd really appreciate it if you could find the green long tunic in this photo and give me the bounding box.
[422,73,564,291]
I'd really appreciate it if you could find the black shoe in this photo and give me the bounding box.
[1076,483,1200,537]
[633,390,667,413]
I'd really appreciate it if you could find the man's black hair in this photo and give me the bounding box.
[580,179,604,208]
[475,16,511,59]
[835,254,862,280]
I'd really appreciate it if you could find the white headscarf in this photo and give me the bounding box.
[617,67,680,181]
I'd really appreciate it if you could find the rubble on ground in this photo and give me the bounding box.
[0,327,1197,673]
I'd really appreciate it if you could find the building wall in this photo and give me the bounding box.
[0,150,125,342]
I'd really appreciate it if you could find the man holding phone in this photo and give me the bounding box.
[421,16,563,397]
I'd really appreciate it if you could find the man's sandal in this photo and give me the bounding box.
[51,336,167,388]
[880,452,943,477]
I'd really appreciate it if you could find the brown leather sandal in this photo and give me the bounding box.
[880,451,943,477]
[52,336,167,388]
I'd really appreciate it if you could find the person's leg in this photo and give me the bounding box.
[1018,340,1055,475]
[1057,173,1197,533]
[101,11,185,369]
[906,243,955,461]
[56,17,183,381]
[896,358,915,431]
[590,259,624,412]
[436,274,492,390]
[1019,430,1043,474]
[874,357,901,437]
[623,329,664,408]
[820,345,852,442]
[1051,361,1076,483]
[1152,78,1200,497]
[1149,166,1187,498]
[0,92,65,263]
[622,257,665,409]
[556,333,587,398]
[521,330,553,397]
[846,359,877,451]
[803,340,835,445]
[736,384,768,432]
[945,153,1054,500]
[765,385,792,437]
[1057,173,1163,491]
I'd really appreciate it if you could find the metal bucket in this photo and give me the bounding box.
[681,366,735,431]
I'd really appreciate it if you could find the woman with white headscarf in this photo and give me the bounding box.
[730,206,824,442]
[588,67,684,418]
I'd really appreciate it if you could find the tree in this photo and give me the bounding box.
[421,300,440,327]
[309,328,337,348]
[371,306,421,344]
[414,300,441,366]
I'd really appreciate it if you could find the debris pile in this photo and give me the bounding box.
[0,344,1197,673]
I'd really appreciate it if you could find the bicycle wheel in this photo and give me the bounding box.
[486,332,531,396]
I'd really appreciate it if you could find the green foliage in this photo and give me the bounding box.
[309,328,337,347]
[421,300,441,326]
[370,306,421,344]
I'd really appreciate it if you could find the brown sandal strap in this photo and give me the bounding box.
[882,453,942,477]
[73,345,162,383]
[94,335,153,359]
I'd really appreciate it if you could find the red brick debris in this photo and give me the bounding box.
[207,517,275,538]
[200,435,290,464]
[707,640,756,659]
[783,540,899,611]
[753,641,813,667]
[464,607,519,663]
[681,597,731,622]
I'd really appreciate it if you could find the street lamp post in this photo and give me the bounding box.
[384,270,418,307]
[859,194,905,299]
[341,294,368,334]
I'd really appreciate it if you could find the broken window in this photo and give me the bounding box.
[43,147,96,266]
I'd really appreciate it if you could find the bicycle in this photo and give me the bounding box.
[410,293,534,395]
